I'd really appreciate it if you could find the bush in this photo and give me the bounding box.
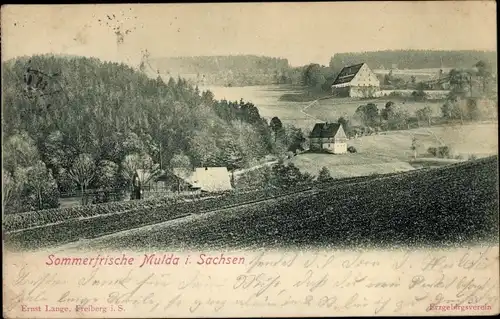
[388,91,403,98]
[427,147,437,157]
[437,146,451,158]
[411,90,428,101]
[347,146,357,153]
[428,146,451,158]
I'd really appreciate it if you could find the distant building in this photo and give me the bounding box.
[309,122,348,154]
[191,167,233,192]
[331,63,380,98]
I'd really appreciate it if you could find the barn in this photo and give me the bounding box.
[331,63,380,98]
[309,122,348,154]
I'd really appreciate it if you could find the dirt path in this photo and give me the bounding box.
[232,160,279,176]
[301,99,323,121]
[425,127,446,146]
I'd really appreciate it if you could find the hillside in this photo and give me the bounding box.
[146,55,290,86]
[2,55,293,213]
[329,50,497,71]
[54,156,498,251]
[149,55,290,74]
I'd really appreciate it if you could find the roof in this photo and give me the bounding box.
[191,167,233,192]
[172,167,193,183]
[332,63,365,86]
[156,169,192,183]
[309,122,342,138]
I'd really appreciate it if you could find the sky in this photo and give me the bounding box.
[1,2,497,67]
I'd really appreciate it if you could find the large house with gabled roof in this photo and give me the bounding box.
[309,122,347,154]
[331,63,380,98]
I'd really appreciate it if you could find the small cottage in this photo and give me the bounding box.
[309,122,348,154]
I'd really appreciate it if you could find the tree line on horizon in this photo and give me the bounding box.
[329,50,497,71]
[142,50,497,88]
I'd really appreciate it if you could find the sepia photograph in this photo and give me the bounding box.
[2,2,499,317]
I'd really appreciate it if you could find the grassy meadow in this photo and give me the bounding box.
[291,122,498,177]
[200,84,447,131]
[201,84,496,178]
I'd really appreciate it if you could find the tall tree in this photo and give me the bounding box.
[449,69,472,96]
[25,160,59,210]
[355,103,380,127]
[68,153,96,205]
[95,160,119,190]
[3,132,40,174]
[416,106,433,126]
[381,102,409,130]
[474,60,492,93]
[121,153,156,185]
[269,117,283,142]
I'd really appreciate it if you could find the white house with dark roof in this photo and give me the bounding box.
[309,122,347,154]
[331,63,380,98]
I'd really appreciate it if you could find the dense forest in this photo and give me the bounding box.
[2,55,305,213]
[329,50,497,71]
[145,55,290,86]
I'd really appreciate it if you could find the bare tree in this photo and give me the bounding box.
[410,136,419,160]
[68,153,96,205]
[122,153,160,193]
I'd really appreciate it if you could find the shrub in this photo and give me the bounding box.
[469,154,478,161]
[428,147,438,157]
[388,91,403,98]
[411,90,428,101]
[437,146,451,158]
[317,167,332,182]
[347,146,357,153]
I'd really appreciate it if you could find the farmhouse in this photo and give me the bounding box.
[309,122,348,154]
[191,167,233,192]
[331,63,380,98]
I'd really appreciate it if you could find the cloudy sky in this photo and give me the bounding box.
[2,2,496,67]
